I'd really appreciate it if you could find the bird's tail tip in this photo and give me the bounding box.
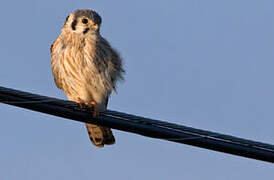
[85,123,115,148]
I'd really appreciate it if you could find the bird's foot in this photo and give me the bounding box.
[75,98,98,118]
[85,100,99,118]
[76,97,86,110]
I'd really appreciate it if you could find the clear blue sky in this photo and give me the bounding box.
[0,0,273,179]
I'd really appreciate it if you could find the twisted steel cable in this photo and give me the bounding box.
[0,86,273,163]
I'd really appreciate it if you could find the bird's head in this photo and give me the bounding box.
[63,9,102,35]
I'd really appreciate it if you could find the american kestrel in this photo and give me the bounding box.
[50,9,124,147]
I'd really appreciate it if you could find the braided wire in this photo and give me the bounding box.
[0,86,273,163]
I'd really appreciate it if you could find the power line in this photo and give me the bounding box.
[0,86,273,163]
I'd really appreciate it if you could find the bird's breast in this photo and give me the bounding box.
[60,46,110,107]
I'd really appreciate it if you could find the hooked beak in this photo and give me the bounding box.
[89,23,99,31]
[83,24,99,34]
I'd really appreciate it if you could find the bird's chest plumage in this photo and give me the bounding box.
[60,43,110,107]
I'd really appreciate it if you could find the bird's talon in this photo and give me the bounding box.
[76,97,86,110]
[86,101,99,118]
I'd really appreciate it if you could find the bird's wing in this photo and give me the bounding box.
[50,37,64,90]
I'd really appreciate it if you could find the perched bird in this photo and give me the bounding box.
[50,9,124,147]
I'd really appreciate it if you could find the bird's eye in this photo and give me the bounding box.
[82,18,88,24]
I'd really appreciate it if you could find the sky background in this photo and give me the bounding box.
[0,0,273,179]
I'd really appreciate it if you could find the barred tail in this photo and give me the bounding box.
[85,123,115,147]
